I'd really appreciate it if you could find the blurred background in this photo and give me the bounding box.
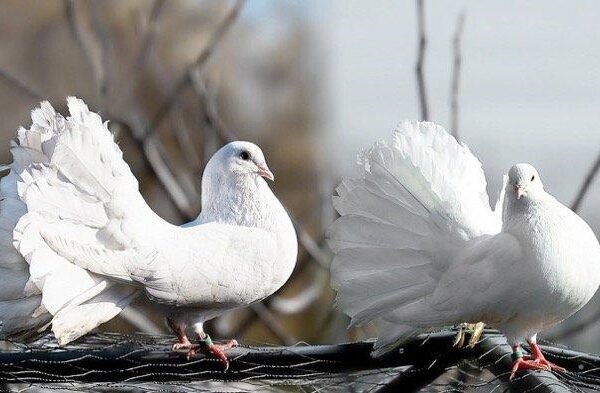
[0,0,599,355]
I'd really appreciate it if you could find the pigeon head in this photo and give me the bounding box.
[507,163,544,200]
[207,141,274,183]
[200,141,277,224]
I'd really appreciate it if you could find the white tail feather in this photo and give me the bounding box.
[0,97,151,344]
[328,121,502,355]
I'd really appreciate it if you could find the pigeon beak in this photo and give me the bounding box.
[513,185,526,199]
[257,164,274,182]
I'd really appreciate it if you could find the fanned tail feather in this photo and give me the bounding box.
[0,97,142,344]
[328,121,501,355]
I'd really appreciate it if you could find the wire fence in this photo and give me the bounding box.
[1,330,599,392]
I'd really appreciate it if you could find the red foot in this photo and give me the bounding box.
[206,339,238,370]
[510,343,566,380]
[175,339,239,370]
[171,337,193,351]
[510,357,551,379]
[529,342,566,373]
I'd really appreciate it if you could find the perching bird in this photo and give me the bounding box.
[0,97,297,369]
[328,121,600,378]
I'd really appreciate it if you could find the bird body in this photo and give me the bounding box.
[328,121,600,375]
[0,98,297,365]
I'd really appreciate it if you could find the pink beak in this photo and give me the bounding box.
[257,164,274,182]
[513,185,525,199]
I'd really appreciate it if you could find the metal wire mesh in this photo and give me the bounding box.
[1,330,600,392]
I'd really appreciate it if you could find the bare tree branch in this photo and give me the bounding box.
[415,0,429,121]
[571,152,600,212]
[108,120,191,221]
[0,68,42,101]
[250,303,297,346]
[64,0,107,100]
[450,12,465,140]
[148,0,246,135]
[143,134,196,217]
[270,269,326,315]
[113,0,166,111]
[136,0,166,70]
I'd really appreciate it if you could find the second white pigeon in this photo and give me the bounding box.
[328,121,600,378]
[0,97,298,368]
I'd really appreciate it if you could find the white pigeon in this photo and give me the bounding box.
[0,97,297,368]
[328,121,600,378]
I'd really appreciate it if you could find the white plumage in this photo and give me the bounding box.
[0,98,297,365]
[328,121,600,375]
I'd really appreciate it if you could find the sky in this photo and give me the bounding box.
[244,0,600,227]
[318,0,600,221]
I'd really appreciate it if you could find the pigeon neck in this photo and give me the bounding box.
[199,173,283,231]
[502,191,548,225]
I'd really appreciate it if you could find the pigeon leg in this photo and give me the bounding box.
[468,322,485,348]
[193,323,238,370]
[509,344,554,380]
[453,323,467,347]
[527,339,566,373]
[166,317,195,351]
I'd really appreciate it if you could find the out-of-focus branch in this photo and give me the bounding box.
[114,0,165,111]
[270,268,326,315]
[0,68,42,101]
[143,134,196,218]
[450,12,465,140]
[571,152,600,212]
[136,0,166,70]
[108,120,191,221]
[119,306,163,335]
[415,0,429,121]
[148,0,246,135]
[64,0,107,100]
[250,303,297,346]
[172,108,202,170]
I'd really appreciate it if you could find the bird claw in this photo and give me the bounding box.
[510,355,566,380]
[205,340,239,370]
[468,322,485,348]
[453,322,485,348]
[172,342,195,351]
[174,338,238,370]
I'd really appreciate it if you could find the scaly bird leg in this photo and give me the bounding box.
[527,340,566,373]
[167,317,195,351]
[192,323,238,370]
[468,322,485,348]
[510,342,566,380]
[453,322,485,348]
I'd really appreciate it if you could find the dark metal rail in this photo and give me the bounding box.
[0,330,597,391]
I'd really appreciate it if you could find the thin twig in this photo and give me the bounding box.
[143,134,196,218]
[114,0,166,110]
[450,12,465,140]
[88,1,112,99]
[64,0,107,101]
[270,268,326,315]
[0,68,42,101]
[147,0,246,136]
[136,0,166,70]
[250,303,297,346]
[415,0,429,121]
[108,120,188,221]
[571,152,600,212]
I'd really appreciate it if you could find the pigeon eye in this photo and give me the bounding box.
[239,151,250,161]
[531,175,535,181]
